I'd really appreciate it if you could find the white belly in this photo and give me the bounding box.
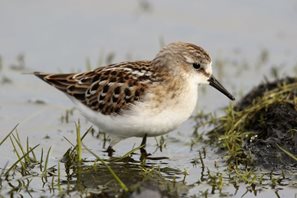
[70,81,198,138]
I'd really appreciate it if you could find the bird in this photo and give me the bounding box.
[34,42,235,157]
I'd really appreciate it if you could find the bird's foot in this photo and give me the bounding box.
[139,148,169,161]
[140,147,151,161]
[105,146,115,157]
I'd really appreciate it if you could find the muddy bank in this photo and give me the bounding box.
[210,77,297,169]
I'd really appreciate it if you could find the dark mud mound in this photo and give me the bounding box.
[237,77,297,168]
[209,77,297,169]
[236,77,297,110]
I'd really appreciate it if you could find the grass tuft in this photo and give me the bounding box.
[4,145,39,177]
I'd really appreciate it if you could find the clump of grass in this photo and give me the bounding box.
[210,104,254,166]
[0,126,57,197]
[207,171,224,194]
[4,144,39,177]
[60,121,129,193]
[7,131,39,176]
[62,121,129,193]
[61,122,92,176]
[1,125,74,196]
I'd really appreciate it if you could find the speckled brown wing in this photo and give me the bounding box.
[34,61,160,115]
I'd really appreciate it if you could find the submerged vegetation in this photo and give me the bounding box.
[2,123,292,197]
[0,123,189,197]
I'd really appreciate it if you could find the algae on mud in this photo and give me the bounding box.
[208,77,297,168]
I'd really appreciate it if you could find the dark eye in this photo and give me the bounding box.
[193,63,201,69]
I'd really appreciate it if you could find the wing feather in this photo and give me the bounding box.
[34,61,160,115]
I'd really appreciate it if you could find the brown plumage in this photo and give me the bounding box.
[34,61,164,115]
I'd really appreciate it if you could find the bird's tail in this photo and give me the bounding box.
[34,72,76,92]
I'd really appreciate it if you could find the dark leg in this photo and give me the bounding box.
[140,134,151,160]
[140,134,147,153]
[104,136,121,157]
[106,146,115,157]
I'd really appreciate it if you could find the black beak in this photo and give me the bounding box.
[208,75,235,100]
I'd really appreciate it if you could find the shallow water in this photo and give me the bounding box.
[1,0,297,197]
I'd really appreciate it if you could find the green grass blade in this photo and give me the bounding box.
[82,144,128,192]
[0,124,19,146]
[12,133,28,163]
[63,136,75,147]
[63,126,92,148]
[40,148,44,171]
[277,144,297,161]
[57,161,61,192]
[75,121,82,163]
[43,147,52,176]
[81,126,92,140]
[9,136,25,170]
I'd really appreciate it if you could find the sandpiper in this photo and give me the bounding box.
[34,42,234,157]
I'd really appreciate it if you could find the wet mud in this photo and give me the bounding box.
[239,77,297,168]
[227,77,297,168]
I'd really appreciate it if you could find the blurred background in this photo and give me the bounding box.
[0,1,297,196]
[1,0,296,70]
